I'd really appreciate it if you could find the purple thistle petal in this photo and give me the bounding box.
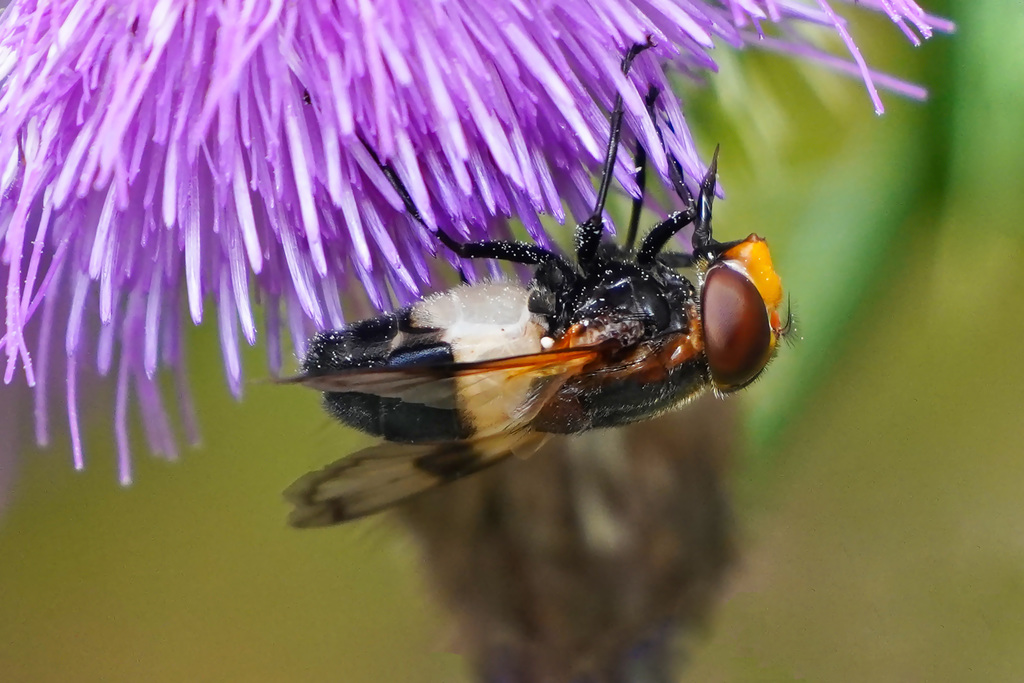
[0,0,951,481]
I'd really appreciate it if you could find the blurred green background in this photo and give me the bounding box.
[3,1,1022,680]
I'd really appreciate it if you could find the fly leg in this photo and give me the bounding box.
[576,38,655,270]
[363,142,570,269]
[623,86,664,252]
[635,83,728,265]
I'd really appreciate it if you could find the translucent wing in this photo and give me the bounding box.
[278,346,602,412]
[285,430,550,526]
[283,347,604,525]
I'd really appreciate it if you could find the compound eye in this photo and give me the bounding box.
[701,265,772,390]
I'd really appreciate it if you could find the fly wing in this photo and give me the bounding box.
[277,346,601,412]
[282,347,599,525]
[285,430,550,526]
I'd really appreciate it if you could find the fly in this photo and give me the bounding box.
[281,41,790,526]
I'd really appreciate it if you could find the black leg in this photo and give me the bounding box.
[636,145,721,265]
[636,209,696,266]
[361,139,571,270]
[633,86,704,265]
[624,86,663,252]
[640,87,694,209]
[437,235,569,266]
[623,143,647,252]
[656,251,696,269]
[576,38,655,270]
[691,144,720,252]
[665,149,694,209]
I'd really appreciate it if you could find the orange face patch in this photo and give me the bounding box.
[722,235,783,313]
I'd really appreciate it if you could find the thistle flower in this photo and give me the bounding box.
[0,0,951,483]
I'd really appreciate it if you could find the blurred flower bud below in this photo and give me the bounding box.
[401,398,736,682]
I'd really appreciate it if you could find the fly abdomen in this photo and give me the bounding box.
[303,281,546,444]
[326,390,467,444]
[302,308,470,443]
[533,355,709,434]
[580,359,709,429]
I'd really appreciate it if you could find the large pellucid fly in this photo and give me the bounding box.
[281,42,790,526]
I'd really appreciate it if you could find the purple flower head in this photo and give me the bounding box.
[0,0,952,484]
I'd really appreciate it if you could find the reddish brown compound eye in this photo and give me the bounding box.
[701,265,773,391]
